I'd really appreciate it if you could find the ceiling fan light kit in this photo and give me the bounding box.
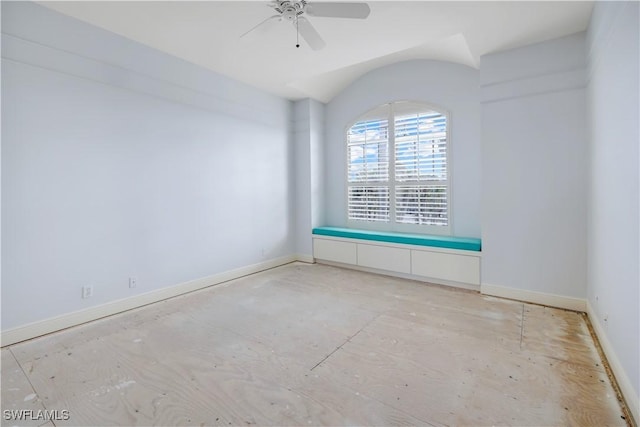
[241,1,371,51]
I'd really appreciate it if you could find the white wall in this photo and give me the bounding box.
[480,33,588,299]
[1,2,294,330]
[324,60,482,238]
[293,99,324,258]
[586,0,639,417]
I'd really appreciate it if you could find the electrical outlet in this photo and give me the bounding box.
[129,277,137,289]
[82,285,93,299]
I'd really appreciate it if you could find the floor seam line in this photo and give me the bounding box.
[310,314,380,371]
[9,347,53,420]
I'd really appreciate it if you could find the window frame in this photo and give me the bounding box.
[344,101,452,236]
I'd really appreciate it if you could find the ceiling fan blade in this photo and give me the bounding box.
[240,15,282,39]
[295,17,326,50]
[305,2,370,19]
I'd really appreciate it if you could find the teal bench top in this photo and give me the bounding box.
[312,226,481,251]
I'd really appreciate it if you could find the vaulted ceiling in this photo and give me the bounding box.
[39,1,593,102]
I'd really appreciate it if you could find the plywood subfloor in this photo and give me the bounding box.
[1,263,629,426]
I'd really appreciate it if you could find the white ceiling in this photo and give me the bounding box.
[39,1,593,102]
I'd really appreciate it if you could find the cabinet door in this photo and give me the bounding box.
[411,250,480,285]
[313,238,357,264]
[358,244,411,274]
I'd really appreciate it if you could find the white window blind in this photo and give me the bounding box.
[347,117,390,221]
[395,185,448,226]
[346,102,450,233]
[347,118,389,183]
[347,186,389,222]
[395,112,447,182]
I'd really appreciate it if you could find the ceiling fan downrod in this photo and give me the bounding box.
[278,0,304,48]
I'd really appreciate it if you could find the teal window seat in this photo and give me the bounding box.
[312,227,481,252]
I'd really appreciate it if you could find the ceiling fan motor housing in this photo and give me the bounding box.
[273,0,307,21]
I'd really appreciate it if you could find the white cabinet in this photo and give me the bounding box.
[312,236,481,289]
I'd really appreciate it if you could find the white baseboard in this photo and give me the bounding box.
[480,283,587,312]
[586,300,639,424]
[295,254,316,264]
[1,255,300,347]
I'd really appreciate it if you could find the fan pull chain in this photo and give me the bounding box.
[295,15,300,48]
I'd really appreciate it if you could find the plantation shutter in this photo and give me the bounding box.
[347,116,390,222]
[346,102,450,231]
[394,111,448,226]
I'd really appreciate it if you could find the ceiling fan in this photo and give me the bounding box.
[241,1,371,51]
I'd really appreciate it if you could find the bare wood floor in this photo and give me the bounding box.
[1,263,629,426]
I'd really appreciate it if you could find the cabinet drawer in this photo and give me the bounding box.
[358,244,411,274]
[411,250,480,285]
[313,238,357,264]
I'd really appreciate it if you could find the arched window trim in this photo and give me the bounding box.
[345,100,452,236]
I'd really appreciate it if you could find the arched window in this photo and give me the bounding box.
[346,101,451,234]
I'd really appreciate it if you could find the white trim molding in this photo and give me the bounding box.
[480,283,587,312]
[586,300,639,423]
[295,253,316,264]
[1,255,305,347]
